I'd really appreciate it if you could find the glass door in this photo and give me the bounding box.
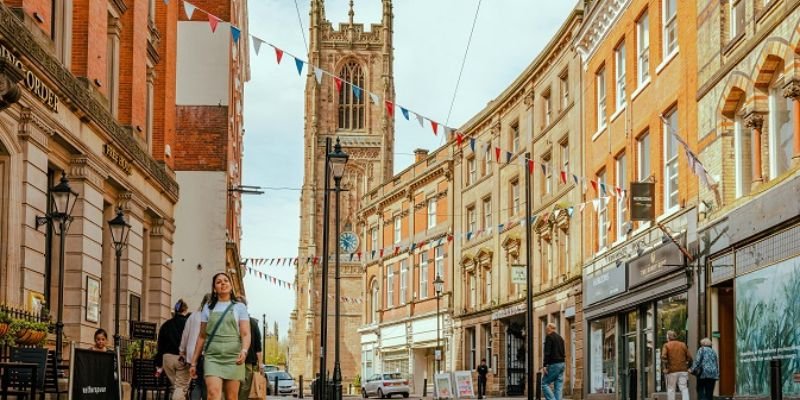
[642,304,655,398]
[623,310,639,400]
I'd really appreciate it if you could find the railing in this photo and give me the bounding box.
[0,304,52,361]
[118,336,158,383]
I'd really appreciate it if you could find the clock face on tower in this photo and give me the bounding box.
[339,231,359,254]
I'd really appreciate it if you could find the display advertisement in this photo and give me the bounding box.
[453,370,475,398]
[735,256,800,396]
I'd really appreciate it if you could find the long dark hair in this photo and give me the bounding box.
[208,272,237,310]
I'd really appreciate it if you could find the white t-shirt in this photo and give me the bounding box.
[200,301,249,323]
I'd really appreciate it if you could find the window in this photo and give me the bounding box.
[130,294,141,323]
[615,153,627,239]
[371,226,378,251]
[370,281,379,322]
[467,206,477,234]
[419,252,429,299]
[427,198,437,229]
[615,42,626,108]
[399,260,408,304]
[106,13,121,116]
[733,113,751,198]
[511,123,520,153]
[386,265,394,308]
[729,0,745,40]
[597,68,607,129]
[469,272,477,308]
[467,156,477,185]
[663,0,678,57]
[467,327,477,370]
[663,108,679,212]
[637,132,651,181]
[483,324,493,369]
[542,153,553,196]
[560,70,569,109]
[637,11,650,85]
[338,61,365,130]
[52,0,72,65]
[483,267,492,304]
[510,179,520,215]
[560,140,570,184]
[598,170,608,249]
[558,228,569,276]
[542,237,553,283]
[768,77,794,179]
[482,197,492,230]
[145,66,155,153]
[148,0,156,23]
[393,215,402,244]
[589,316,618,394]
[484,146,492,176]
[543,90,552,126]
[435,245,444,282]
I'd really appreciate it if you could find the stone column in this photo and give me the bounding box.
[744,113,764,188]
[147,218,173,322]
[782,79,800,166]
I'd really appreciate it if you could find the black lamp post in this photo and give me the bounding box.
[433,274,444,374]
[524,152,534,400]
[36,172,79,366]
[108,208,131,358]
[330,138,349,400]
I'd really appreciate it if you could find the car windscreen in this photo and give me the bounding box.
[382,373,402,380]
[268,372,293,380]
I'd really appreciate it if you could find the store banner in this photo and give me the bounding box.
[585,265,626,306]
[627,238,684,288]
[68,347,121,400]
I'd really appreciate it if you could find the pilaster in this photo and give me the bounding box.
[744,112,764,188]
[782,79,800,166]
[146,217,173,322]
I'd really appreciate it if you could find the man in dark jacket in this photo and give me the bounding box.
[541,322,566,400]
[237,297,263,400]
[476,358,489,398]
[155,299,190,400]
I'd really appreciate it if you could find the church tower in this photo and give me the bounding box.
[289,0,394,383]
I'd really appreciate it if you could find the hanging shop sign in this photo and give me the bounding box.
[627,237,684,288]
[585,265,627,306]
[510,264,526,285]
[0,44,60,112]
[630,182,655,221]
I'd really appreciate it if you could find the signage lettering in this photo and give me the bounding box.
[104,144,133,175]
[627,237,684,288]
[510,264,526,285]
[130,321,157,340]
[0,44,60,112]
[585,265,626,305]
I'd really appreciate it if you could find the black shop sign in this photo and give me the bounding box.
[130,321,157,340]
[630,182,655,221]
[585,265,627,306]
[68,347,121,399]
[627,238,684,288]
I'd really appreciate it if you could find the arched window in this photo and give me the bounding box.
[370,279,379,323]
[338,61,365,130]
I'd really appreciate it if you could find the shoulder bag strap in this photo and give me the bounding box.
[203,302,235,352]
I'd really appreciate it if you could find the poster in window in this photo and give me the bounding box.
[86,276,100,323]
[130,294,141,323]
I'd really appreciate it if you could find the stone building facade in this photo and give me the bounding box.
[289,0,396,385]
[0,0,179,350]
[358,148,453,395]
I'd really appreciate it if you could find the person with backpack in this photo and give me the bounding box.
[155,299,190,400]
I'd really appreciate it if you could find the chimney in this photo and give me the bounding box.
[414,148,429,163]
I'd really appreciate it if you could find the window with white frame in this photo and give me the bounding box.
[511,179,520,215]
[598,170,608,249]
[768,76,794,179]
[616,153,627,239]
[734,113,751,198]
[663,108,680,212]
[386,265,394,308]
[483,197,492,230]
[597,68,607,129]
[637,10,650,85]
[419,252,429,299]
[484,147,492,176]
[615,42,626,108]
[511,123,520,153]
[483,267,492,304]
[559,228,569,276]
[399,259,408,304]
[468,156,477,185]
[560,69,569,109]
[469,272,477,308]
[730,0,745,40]
[52,0,72,65]
[560,139,570,183]
[543,153,553,196]
[663,0,678,57]
[394,215,402,244]
[637,131,651,181]
[370,280,379,323]
[543,90,552,127]
[467,206,477,234]
[427,198,437,229]
[483,324,493,368]
[435,245,444,282]
[467,327,477,370]
[371,226,378,251]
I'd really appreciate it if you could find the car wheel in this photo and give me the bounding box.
[377,388,384,399]
[402,393,409,398]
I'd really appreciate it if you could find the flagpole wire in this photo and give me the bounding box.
[444,0,482,129]
[294,0,309,54]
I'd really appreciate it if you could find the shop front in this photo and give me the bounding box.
[584,233,695,400]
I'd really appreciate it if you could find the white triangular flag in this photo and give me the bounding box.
[184,1,196,19]
[415,113,424,127]
[252,37,264,55]
[592,199,600,211]
[314,67,323,84]
[369,92,379,104]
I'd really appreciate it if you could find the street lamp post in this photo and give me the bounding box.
[330,138,349,400]
[108,208,131,358]
[319,138,332,400]
[433,275,444,374]
[524,152,534,400]
[36,172,79,366]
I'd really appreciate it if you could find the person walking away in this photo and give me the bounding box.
[541,322,566,400]
[90,329,110,352]
[189,272,251,400]
[181,294,211,400]
[662,330,692,400]
[690,338,719,400]
[476,359,489,399]
[156,299,191,400]
[236,296,263,400]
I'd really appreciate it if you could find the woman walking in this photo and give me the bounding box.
[690,338,719,400]
[189,273,251,400]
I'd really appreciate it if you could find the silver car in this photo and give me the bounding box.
[361,373,410,398]
[266,371,297,396]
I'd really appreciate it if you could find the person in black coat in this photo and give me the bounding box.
[156,299,191,400]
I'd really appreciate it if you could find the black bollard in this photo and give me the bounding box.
[423,378,428,398]
[770,359,783,400]
[300,375,304,399]
[535,372,542,400]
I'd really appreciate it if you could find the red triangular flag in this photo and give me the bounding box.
[528,159,534,174]
[207,14,220,32]
[431,121,438,135]
[456,133,464,147]
[495,147,501,162]
[560,171,567,184]
[275,48,284,64]
[591,180,598,193]
[333,77,343,93]
[385,101,394,117]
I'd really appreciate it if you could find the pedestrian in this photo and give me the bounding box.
[189,272,252,400]
[181,294,211,400]
[690,338,719,400]
[236,296,263,400]
[156,299,191,400]
[476,358,489,399]
[661,330,692,400]
[90,328,109,352]
[540,322,566,400]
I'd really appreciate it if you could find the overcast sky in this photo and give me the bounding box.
[241,0,577,340]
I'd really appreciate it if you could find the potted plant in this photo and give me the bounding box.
[0,310,10,337]
[10,319,49,346]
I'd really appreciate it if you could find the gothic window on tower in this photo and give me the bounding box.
[338,61,366,131]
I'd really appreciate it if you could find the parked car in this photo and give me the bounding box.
[263,364,281,373]
[266,371,297,396]
[361,373,409,398]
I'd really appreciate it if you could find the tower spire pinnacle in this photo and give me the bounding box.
[348,0,354,25]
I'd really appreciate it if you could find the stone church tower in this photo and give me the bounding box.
[289,0,394,384]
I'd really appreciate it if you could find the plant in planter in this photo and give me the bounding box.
[0,310,10,338]
[9,319,49,346]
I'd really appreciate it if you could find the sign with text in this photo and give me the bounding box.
[453,371,475,399]
[630,182,655,221]
[130,321,157,340]
[584,265,627,306]
[434,373,453,399]
[68,347,121,399]
[627,238,684,288]
[510,264,526,285]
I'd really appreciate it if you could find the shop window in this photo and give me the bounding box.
[768,75,794,179]
[483,324,493,368]
[338,61,365,130]
[589,316,617,394]
[466,327,477,370]
[655,293,688,392]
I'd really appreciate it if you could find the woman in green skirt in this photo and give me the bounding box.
[189,272,252,400]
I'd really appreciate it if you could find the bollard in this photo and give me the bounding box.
[628,368,638,400]
[535,372,542,400]
[770,359,783,400]
[423,378,428,398]
[300,375,304,399]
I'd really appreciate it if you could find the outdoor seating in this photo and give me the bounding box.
[131,359,171,400]
[0,361,38,400]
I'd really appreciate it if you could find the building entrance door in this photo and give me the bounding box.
[506,322,526,396]
[623,310,639,400]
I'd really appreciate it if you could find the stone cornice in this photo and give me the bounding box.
[574,0,631,69]
[0,3,179,201]
[17,106,52,149]
[69,156,105,190]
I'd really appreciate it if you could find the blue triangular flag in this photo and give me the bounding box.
[498,223,504,231]
[506,151,512,163]
[353,86,362,100]
[600,183,607,196]
[567,206,574,217]
[470,138,476,152]
[230,26,241,44]
[294,57,304,75]
[572,174,579,184]
[410,243,416,252]
[467,232,473,240]
[400,107,410,120]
